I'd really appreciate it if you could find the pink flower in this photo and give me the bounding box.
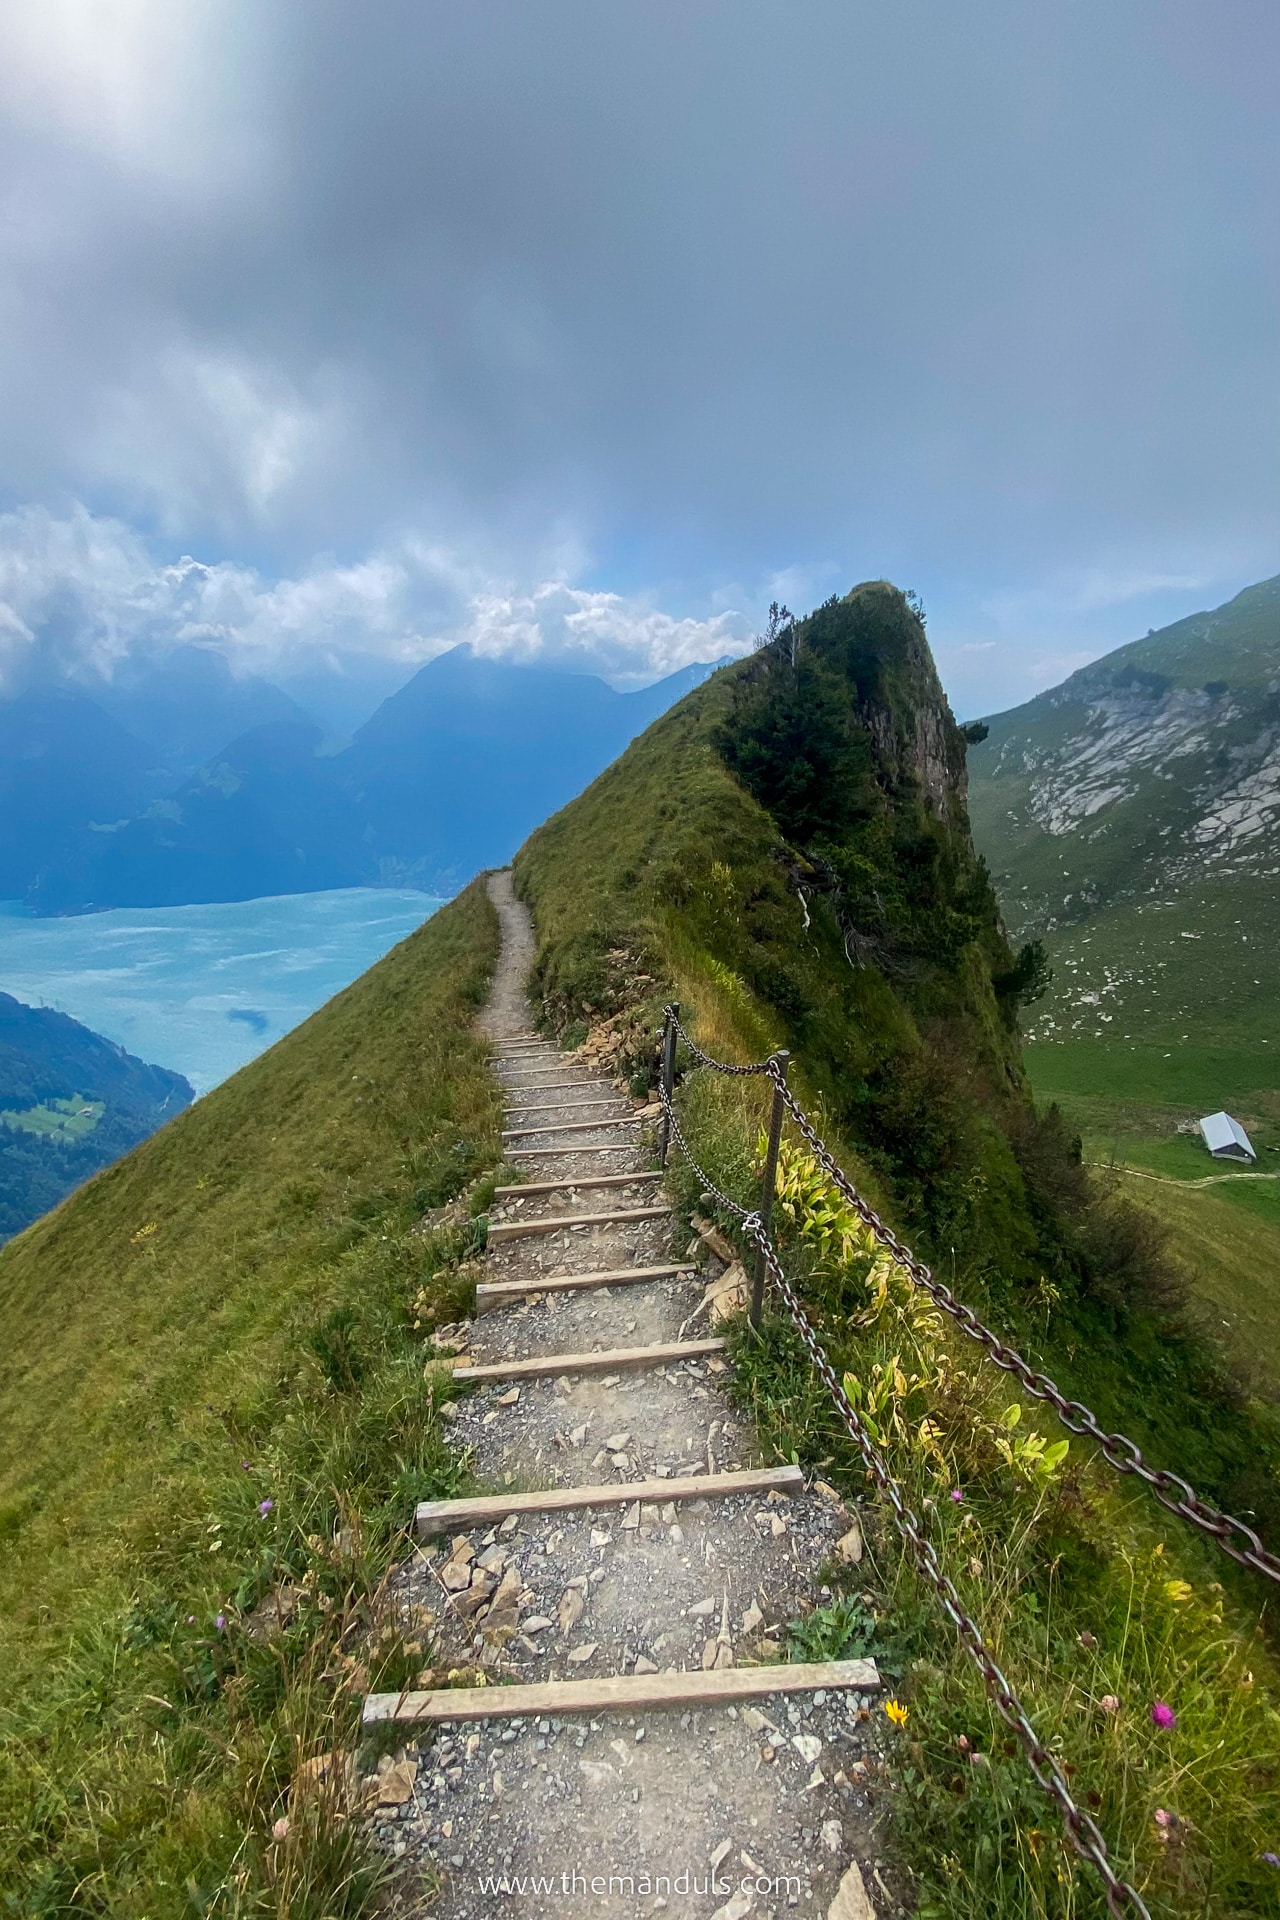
[1154,1809,1175,1828]
[214,1613,226,1631]
[258,1498,274,1517]
[1099,1695,1120,1713]
[1150,1701,1177,1729]
[272,1815,290,1841]
[949,1488,964,1502]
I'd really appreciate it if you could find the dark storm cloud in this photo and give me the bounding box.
[0,0,1275,709]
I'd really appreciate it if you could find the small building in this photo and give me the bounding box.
[1198,1111,1257,1162]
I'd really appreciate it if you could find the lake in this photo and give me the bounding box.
[0,889,444,1095]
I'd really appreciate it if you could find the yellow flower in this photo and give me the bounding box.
[1164,1579,1193,1604]
[884,1698,910,1728]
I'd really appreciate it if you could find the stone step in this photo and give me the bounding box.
[474,1260,695,1314]
[451,1336,726,1386]
[500,1117,642,1140]
[493,1171,662,1199]
[487,1204,668,1243]
[364,1657,880,1728]
[414,1462,804,1537]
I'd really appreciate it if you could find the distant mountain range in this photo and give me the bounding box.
[0,993,192,1242]
[968,575,1280,939]
[2,646,724,913]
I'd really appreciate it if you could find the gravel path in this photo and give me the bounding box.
[371,871,895,1920]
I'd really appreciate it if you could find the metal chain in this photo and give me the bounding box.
[663,1006,1280,1587]
[655,1073,1150,1918]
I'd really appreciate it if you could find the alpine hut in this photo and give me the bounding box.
[1198,1111,1257,1163]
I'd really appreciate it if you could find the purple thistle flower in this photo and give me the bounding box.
[1150,1701,1177,1729]
[214,1613,226,1631]
[258,1498,274,1516]
[1262,1852,1280,1869]
[949,1488,964,1502]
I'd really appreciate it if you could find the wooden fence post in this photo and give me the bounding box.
[751,1051,790,1329]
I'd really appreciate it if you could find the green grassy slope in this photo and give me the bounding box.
[516,584,1280,1918]
[0,878,501,1915]
[0,990,194,1242]
[965,577,1280,1405]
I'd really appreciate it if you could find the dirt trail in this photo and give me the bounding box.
[373,871,894,1919]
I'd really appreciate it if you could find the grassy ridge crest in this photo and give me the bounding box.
[516,583,1280,1916]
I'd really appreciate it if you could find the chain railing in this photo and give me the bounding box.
[660,1004,1280,1591]
[654,1047,1151,1918]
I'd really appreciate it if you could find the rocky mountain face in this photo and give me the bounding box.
[968,575,1280,939]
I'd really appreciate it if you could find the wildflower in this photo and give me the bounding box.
[214,1613,226,1631]
[949,1489,964,1503]
[956,1735,970,1751]
[1262,1852,1280,1869]
[1099,1695,1120,1713]
[241,1460,252,1470]
[1150,1701,1177,1729]
[1164,1579,1193,1604]
[884,1699,910,1728]
[272,1815,290,1841]
[259,1498,274,1517]
[1077,1630,1098,1650]
[186,1615,195,1624]
[1154,1809,1175,1828]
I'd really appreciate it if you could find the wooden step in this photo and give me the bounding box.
[487,1203,668,1244]
[451,1337,726,1386]
[474,1260,695,1313]
[498,1082,614,1098]
[501,1117,641,1140]
[507,1143,650,1159]
[364,1656,880,1728]
[507,1097,629,1119]
[494,1172,662,1198]
[415,1463,804,1536]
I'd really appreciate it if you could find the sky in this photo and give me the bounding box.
[0,0,1275,717]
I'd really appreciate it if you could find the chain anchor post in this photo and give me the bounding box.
[750,1051,790,1328]
[657,1003,679,1167]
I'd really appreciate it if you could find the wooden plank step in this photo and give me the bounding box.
[501,1117,641,1140]
[507,1098,628,1118]
[487,1204,668,1243]
[415,1463,804,1536]
[474,1260,695,1313]
[507,1143,649,1158]
[494,1172,662,1198]
[451,1337,726,1386]
[364,1657,880,1728]
[500,1078,610,1092]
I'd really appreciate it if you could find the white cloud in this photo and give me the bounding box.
[0,504,750,694]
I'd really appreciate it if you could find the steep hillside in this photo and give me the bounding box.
[968,574,1280,945]
[0,880,501,1912]
[966,578,1280,1394]
[0,992,192,1242]
[31,648,724,911]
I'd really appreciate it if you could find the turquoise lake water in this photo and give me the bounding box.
[0,890,443,1095]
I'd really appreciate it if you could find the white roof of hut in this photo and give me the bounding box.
[1198,1111,1256,1161]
